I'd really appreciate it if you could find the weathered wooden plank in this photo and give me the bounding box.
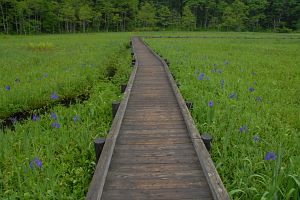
[108,163,201,173]
[101,189,212,200]
[104,176,208,190]
[120,124,187,130]
[119,128,188,135]
[116,137,191,145]
[112,148,197,157]
[114,143,194,151]
[107,170,205,180]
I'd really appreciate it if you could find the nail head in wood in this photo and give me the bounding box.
[112,101,120,119]
[94,138,105,164]
[201,134,213,153]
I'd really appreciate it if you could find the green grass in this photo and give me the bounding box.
[0,33,132,199]
[0,33,131,119]
[145,33,300,199]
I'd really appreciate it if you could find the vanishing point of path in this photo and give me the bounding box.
[86,37,229,200]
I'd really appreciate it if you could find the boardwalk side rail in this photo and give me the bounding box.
[142,37,230,200]
[86,37,139,200]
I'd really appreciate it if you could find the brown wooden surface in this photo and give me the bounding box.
[99,37,213,199]
[87,37,229,200]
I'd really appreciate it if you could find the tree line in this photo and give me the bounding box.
[0,0,299,34]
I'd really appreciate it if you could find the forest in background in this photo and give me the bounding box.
[0,0,299,34]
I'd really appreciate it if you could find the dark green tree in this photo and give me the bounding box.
[137,2,156,29]
[181,6,196,30]
[221,0,248,31]
[157,5,171,29]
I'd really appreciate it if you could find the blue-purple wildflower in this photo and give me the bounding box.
[217,69,223,74]
[256,96,263,102]
[265,151,276,161]
[10,117,17,124]
[52,122,60,129]
[30,157,43,169]
[32,114,40,122]
[51,112,57,120]
[51,92,58,100]
[253,135,260,143]
[5,85,10,91]
[73,115,80,123]
[249,87,255,92]
[209,101,214,108]
[44,73,48,78]
[239,125,248,133]
[229,92,238,100]
[198,73,205,81]
[221,80,225,88]
[224,61,229,66]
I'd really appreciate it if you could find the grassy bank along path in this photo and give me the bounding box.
[145,33,300,199]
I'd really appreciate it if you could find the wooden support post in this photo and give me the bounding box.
[201,134,213,153]
[94,138,105,164]
[131,58,136,67]
[121,84,127,93]
[172,73,176,80]
[164,59,170,65]
[112,101,120,119]
[186,101,193,110]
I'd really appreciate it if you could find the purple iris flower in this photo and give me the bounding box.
[239,125,248,133]
[51,92,58,100]
[209,100,214,108]
[5,85,10,91]
[249,87,255,92]
[221,80,225,88]
[253,135,260,142]
[32,114,40,121]
[52,122,60,129]
[229,92,238,100]
[51,112,57,120]
[10,117,17,124]
[265,151,276,161]
[198,73,205,81]
[73,115,80,123]
[256,96,263,102]
[30,157,43,169]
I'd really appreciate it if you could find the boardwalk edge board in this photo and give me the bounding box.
[142,37,230,200]
[86,37,139,200]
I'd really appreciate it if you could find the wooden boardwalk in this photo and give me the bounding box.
[86,37,229,200]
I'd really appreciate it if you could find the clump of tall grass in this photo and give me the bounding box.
[26,42,55,51]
